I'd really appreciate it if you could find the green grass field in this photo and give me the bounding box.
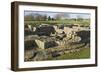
[25,19,90,27]
[53,48,90,60]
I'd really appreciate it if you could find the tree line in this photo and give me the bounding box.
[24,13,87,21]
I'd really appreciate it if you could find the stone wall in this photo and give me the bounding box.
[35,39,45,49]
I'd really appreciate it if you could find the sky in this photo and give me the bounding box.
[24,11,91,19]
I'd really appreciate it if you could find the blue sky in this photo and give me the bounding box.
[24,11,90,19]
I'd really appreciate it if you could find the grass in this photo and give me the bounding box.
[53,48,90,60]
[25,19,90,27]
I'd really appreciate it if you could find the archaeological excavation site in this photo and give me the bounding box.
[24,11,90,61]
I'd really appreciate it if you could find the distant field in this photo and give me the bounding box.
[24,19,90,27]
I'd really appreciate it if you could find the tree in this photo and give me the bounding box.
[54,13,70,20]
[48,16,51,20]
[54,14,61,20]
[24,15,34,21]
[43,15,47,21]
[76,15,83,21]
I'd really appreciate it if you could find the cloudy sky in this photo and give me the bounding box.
[24,10,90,19]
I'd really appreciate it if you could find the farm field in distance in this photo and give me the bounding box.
[25,19,90,27]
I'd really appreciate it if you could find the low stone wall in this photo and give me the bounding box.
[24,40,37,50]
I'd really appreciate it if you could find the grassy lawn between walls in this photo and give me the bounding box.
[52,48,90,60]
